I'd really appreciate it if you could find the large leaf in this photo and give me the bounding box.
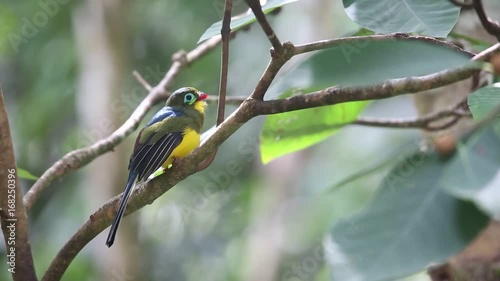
[438,86,500,216]
[326,153,488,281]
[440,126,500,217]
[468,85,500,121]
[261,89,368,164]
[198,0,299,43]
[260,38,474,163]
[343,0,460,37]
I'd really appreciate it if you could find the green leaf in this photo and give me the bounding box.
[442,87,500,216]
[327,153,488,281]
[468,85,500,121]
[260,38,474,163]
[324,141,420,193]
[198,0,299,43]
[343,0,460,37]
[17,167,38,180]
[440,123,500,217]
[261,90,368,164]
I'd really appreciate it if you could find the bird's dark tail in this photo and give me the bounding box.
[106,173,137,247]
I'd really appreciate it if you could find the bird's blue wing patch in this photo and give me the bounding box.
[146,106,183,126]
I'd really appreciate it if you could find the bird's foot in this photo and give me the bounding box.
[148,167,166,180]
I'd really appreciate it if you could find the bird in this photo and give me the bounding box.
[106,87,208,247]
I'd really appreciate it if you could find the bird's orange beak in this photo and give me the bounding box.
[197,93,208,101]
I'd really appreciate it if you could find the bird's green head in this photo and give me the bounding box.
[166,87,208,113]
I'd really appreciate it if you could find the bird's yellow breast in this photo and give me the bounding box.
[162,127,200,168]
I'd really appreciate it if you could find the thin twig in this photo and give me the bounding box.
[133,71,245,105]
[245,0,284,54]
[253,69,476,115]
[132,70,153,91]
[207,95,246,105]
[0,89,37,281]
[198,0,233,171]
[352,116,461,131]
[23,36,222,212]
[293,33,475,56]
[132,70,245,105]
[217,0,232,126]
[472,0,500,41]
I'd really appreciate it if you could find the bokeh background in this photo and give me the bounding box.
[1,0,498,280]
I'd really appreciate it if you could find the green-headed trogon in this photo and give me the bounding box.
[106,87,208,247]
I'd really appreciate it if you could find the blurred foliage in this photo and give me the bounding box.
[329,152,489,281]
[0,0,499,281]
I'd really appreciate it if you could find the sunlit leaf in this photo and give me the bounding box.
[261,89,368,164]
[343,0,460,37]
[198,0,299,43]
[17,167,38,180]
[326,153,488,281]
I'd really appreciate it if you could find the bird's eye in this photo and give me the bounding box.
[184,93,195,104]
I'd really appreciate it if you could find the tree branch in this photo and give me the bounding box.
[341,94,471,131]
[351,114,466,131]
[133,69,245,106]
[25,34,478,213]
[252,68,476,114]
[41,40,500,281]
[249,42,294,100]
[245,0,284,53]
[0,90,37,281]
[23,35,222,212]
[472,0,500,41]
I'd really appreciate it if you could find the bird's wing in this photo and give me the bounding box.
[129,131,183,181]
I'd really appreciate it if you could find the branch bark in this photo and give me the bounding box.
[0,90,37,281]
[245,0,284,53]
[197,0,233,172]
